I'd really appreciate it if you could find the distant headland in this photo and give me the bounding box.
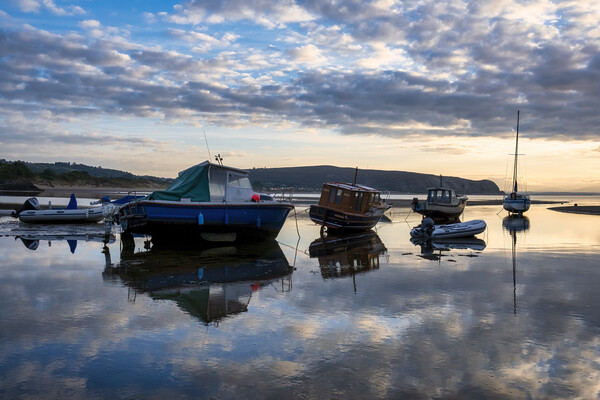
[0,159,502,195]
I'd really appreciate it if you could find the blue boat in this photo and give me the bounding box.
[117,161,294,243]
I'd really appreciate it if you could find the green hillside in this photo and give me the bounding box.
[248,165,501,195]
[1,160,502,195]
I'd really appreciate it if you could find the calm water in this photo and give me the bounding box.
[1,196,600,399]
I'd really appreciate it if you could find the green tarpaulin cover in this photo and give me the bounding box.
[148,162,210,202]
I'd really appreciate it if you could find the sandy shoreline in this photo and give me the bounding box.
[548,206,600,215]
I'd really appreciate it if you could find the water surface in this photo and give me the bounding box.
[1,196,600,399]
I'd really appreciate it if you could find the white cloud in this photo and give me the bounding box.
[16,0,86,16]
[287,44,326,65]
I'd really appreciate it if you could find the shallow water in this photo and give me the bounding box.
[1,196,600,399]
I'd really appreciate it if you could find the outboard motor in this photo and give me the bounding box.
[421,217,435,237]
[16,236,39,250]
[11,197,39,218]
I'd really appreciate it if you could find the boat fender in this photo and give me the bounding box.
[251,194,260,202]
[198,213,204,225]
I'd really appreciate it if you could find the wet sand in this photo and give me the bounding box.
[548,206,600,215]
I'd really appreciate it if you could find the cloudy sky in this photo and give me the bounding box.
[1,0,599,191]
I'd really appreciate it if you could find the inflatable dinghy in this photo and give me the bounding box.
[410,218,486,239]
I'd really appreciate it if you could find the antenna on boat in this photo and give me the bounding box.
[203,129,212,161]
[214,153,223,165]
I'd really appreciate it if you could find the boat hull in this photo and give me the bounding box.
[412,199,467,219]
[411,219,487,239]
[18,207,109,224]
[308,205,387,231]
[118,200,294,243]
[503,197,531,214]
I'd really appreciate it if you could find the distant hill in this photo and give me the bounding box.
[0,160,170,190]
[24,161,162,180]
[1,160,501,195]
[248,165,501,195]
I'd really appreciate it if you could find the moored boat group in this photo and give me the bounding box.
[8,112,531,246]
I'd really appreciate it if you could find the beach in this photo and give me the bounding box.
[548,205,600,215]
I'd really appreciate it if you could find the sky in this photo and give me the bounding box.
[0,0,599,192]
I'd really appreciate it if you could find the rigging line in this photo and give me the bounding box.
[294,206,301,239]
[291,236,301,268]
[277,239,305,255]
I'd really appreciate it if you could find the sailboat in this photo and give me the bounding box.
[503,110,531,215]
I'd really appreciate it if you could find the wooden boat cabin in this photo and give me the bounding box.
[309,182,391,231]
[320,183,383,213]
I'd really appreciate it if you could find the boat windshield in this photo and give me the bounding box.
[428,189,454,204]
[226,173,254,202]
[209,167,254,202]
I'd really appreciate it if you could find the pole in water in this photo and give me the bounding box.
[353,167,358,185]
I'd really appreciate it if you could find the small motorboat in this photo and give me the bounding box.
[13,194,116,224]
[411,177,468,220]
[410,218,486,239]
[117,161,294,243]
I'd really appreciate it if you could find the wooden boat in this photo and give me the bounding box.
[117,161,294,243]
[14,195,116,224]
[411,177,468,220]
[503,110,531,215]
[309,171,391,231]
[410,218,486,239]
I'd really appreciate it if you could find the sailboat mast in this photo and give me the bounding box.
[512,110,520,193]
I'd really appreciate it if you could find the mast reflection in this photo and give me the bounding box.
[502,215,531,314]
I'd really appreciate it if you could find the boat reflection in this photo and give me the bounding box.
[309,231,387,291]
[15,233,115,253]
[104,237,293,324]
[410,236,486,261]
[502,215,530,314]
[502,215,530,233]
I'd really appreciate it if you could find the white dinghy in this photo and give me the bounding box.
[410,217,487,239]
[13,195,116,224]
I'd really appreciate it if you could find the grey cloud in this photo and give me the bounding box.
[3,0,600,143]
